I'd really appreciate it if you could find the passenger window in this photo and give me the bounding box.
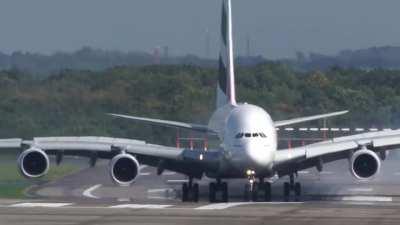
[245,133,251,138]
[260,133,267,138]
[235,133,244,139]
[253,133,259,137]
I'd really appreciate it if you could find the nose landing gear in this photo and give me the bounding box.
[283,174,301,202]
[244,170,272,202]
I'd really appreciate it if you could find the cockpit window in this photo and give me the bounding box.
[244,133,251,138]
[235,133,244,139]
[259,133,267,138]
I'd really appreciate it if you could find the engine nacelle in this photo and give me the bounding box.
[349,148,381,181]
[18,148,50,178]
[109,153,140,186]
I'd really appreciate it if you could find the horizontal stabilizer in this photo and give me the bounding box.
[274,110,348,127]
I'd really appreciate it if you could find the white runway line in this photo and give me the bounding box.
[163,171,177,176]
[117,198,130,202]
[348,188,373,192]
[139,165,151,176]
[196,202,252,210]
[82,184,102,199]
[10,203,73,208]
[394,172,400,176]
[298,171,310,174]
[110,204,172,209]
[341,196,392,202]
[147,188,174,193]
[166,179,189,184]
[319,171,334,175]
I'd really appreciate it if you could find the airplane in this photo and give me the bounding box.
[3,0,400,203]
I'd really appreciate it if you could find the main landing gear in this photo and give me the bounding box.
[181,177,199,202]
[209,179,228,203]
[283,174,301,202]
[243,170,272,202]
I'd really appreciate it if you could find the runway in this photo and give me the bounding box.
[1,201,400,224]
[3,156,400,224]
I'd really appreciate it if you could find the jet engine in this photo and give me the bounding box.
[109,153,140,186]
[349,148,381,180]
[18,148,50,178]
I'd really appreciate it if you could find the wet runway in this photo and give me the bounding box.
[3,157,400,224]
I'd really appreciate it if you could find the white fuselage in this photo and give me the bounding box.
[210,103,278,176]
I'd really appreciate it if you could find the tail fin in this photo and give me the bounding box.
[216,0,237,108]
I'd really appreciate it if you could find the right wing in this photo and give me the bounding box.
[108,113,216,134]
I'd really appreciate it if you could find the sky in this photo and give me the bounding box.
[1,0,400,59]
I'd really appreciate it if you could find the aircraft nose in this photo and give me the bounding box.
[244,141,273,167]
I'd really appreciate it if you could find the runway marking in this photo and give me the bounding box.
[148,188,174,193]
[341,196,392,202]
[319,171,334,175]
[82,184,102,199]
[298,171,310,174]
[110,204,173,209]
[163,171,177,176]
[348,188,373,192]
[166,179,189,184]
[10,203,73,208]
[139,165,151,176]
[394,172,400,176]
[196,202,253,210]
[147,188,176,200]
[117,198,130,202]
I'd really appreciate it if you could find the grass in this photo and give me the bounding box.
[0,153,83,198]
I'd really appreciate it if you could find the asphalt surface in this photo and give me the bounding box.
[2,156,400,224]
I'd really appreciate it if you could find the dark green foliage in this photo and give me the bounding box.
[0,63,399,146]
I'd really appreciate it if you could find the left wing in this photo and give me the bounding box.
[274,129,400,176]
[2,136,217,179]
[274,110,348,127]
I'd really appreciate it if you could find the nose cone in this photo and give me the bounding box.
[245,141,273,167]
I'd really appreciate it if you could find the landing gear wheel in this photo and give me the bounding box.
[251,183,259,202]
[294,182,301,201]
[182,183,189,202]
[193,183,200,203]
[264,182,272,202]
[244,184,250,201]
[222,182,228,203]
[209,183,216,203]
[283,182,290,202]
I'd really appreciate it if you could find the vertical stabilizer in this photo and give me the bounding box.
[216,0,237,108]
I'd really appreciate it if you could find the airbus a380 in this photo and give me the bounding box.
[3,0,400,203]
